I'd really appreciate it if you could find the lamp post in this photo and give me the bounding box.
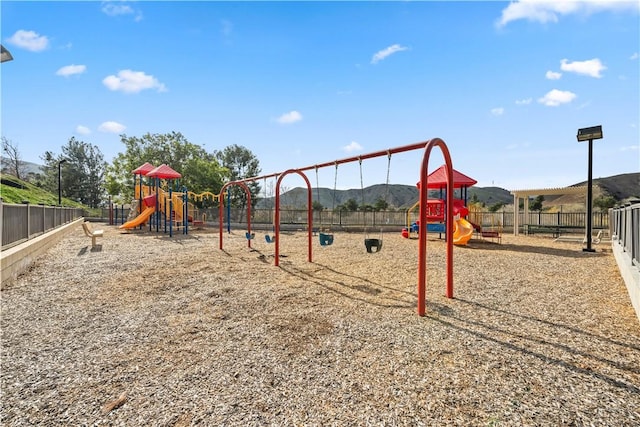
[577,125,603,252]
[58,159,67,205]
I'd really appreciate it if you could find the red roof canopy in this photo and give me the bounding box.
[132,162,156,175]
[146,164,182,179]
[417,165,477,189]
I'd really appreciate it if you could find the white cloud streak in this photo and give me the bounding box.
[515,98,533,105]
[6,30,49,52]
[56,64,87,77]
[103,70,167,94]
[497,0,640,27]
[75,125,91,135]
[98,121,126,133]
[538,89,577,107]
[560,58,606,78]
[342,141,363,153]
[276,110,302,124]
[629,52,639,60]
[545,70,562,80]
[491,107,505,116]
[371,44,409,64]
[101,1,142,21]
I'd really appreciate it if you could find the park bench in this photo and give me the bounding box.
[82,222,104,248]
[480,229,502,244]
[525,225,560,238]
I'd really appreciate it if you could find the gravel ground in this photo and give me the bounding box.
[1,223,639,426]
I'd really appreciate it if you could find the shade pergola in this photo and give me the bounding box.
[510,186,587,235]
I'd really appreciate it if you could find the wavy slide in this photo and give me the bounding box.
[119,206,155,230]
[453,217,474,246]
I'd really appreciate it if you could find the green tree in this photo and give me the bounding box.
[530,195,545,212]
[593,195,617,212]
[106,132,227,202]
[373,198,389,212]
[312,200,324,212]
[488,202,505,213]
[41,137,107,207]
[339,198,359,211]
[215,144,261,211]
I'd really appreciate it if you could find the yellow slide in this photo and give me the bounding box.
[453,217,474,245]
[119,206,155,229]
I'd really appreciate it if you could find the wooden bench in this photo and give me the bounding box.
[82,222,104,248]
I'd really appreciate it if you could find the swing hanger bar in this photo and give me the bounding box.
[236,140,430,184]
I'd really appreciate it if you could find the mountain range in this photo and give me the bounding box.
[260,172,639,210]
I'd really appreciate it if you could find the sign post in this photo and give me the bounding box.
[577,125,603,253]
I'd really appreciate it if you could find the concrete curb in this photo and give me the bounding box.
[1,218,85,287]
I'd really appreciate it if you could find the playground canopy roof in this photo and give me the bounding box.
[132,162,156,175]
[146,164,182,179]
[417,165,478,189]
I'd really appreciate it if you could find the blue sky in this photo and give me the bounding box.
[2,1,639,192]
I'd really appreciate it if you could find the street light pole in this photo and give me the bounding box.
[577,125,603,253]
[58,159,67,205]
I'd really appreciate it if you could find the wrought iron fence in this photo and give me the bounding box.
[102,205,609,234]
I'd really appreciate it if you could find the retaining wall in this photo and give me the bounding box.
[1,218,84,288]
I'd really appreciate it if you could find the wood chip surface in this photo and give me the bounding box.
[2,224,639,426]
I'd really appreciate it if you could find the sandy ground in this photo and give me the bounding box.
[1,223,639,426]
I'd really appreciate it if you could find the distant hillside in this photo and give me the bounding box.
[0,159,43,178]
[257,184,512,209]
[260,172,638,209]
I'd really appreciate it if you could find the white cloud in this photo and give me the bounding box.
[98,121,126,133]
[560,58,606,78]
[342,141,363,153]
[538,89,577,107]
[496,0,640,27]
[276,110,302,124]
[515,98,532,105]
[630,52,639,60]
[491,107,505,116]
[545,70,562,80]
[102,70,167,94]
[620,145,639,152]
[371,44,409,64]
[56,64,86,77]
[101,2,142,20]
[6,30,49,52]
[75,125,91,135]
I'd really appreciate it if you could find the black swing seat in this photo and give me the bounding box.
[365,238,382,253]
[245,232,255,240]
[319,232,334,246]
[265,234,276,244]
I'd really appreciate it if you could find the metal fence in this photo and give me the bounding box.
[1,202,84,249]
[611,202,640,270]
[103,205,610,234]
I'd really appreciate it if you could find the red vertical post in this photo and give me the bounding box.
[274,169,313,267]
[417,138,455,316]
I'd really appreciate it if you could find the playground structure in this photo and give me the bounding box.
[118,163,223,235]
[402,165,479,246]
[217,138,457,316]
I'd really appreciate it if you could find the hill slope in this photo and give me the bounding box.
[261,172,638,209]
